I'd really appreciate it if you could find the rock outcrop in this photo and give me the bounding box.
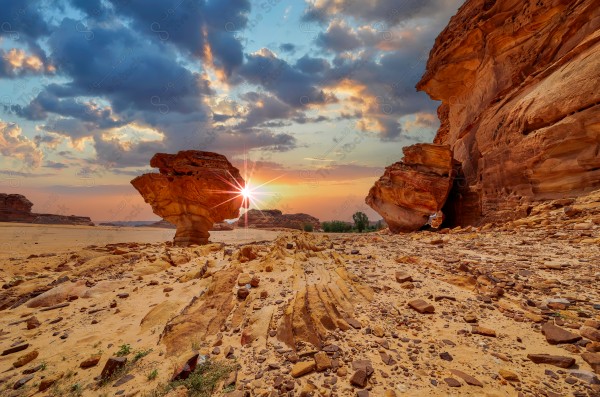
[365,144,456,232]
[417,0,600,226]
[210,221,234,231]
[0,193,94,226]
[131,151,245,246]
[238,209,321,231]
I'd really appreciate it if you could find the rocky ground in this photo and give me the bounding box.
[0,191,599,397]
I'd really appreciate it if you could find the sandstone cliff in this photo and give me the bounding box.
[417,0,600,226]
[238,209,321,231]
[0,193,94,226]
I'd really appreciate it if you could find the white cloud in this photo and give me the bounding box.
[0,120,43,167]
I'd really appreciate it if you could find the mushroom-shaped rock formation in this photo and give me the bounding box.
[365,143,456,233]
[131,151,245,246]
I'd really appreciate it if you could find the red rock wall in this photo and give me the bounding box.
[417,0,600,226]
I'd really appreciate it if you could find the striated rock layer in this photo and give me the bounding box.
[159,233,372,357]
[131,151,244,246]
[238,209,321,231]
[0,193,94,226]
[417,0,600,226]
[365,144,456,232]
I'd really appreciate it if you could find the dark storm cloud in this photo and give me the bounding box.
[43,160,69,169]
[33,133,62,147]
[235,92,298,130]
[46,19,209,115]
[279,43,296,53]
[315,20,361,52]
[69,0,106,17]
[14,90,123,128]
[239,49,335,108]
[10,16,219,153]
[293,114,330,124]
[0,1,54,62]
[92,135,165,168]
[303,0,438,26]
[37,118,101,141]
[105,0,250,75]
[0,2,51,40]
[295,55,330,74]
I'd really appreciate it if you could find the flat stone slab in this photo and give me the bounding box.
[527,354,575,368]
[541,323,582,344]
[408,299,434,314]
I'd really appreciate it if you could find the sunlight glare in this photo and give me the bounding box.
[240,187,251,200]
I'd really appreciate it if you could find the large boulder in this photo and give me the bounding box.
[417,0,600,226]
[365,144,455,232]
[131,151,245,246]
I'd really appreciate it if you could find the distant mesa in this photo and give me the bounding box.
[0,193,94,226]
[98,220,176,228]
[131,150,245,246]
[147,219,176,229]
[99,219,233,231]
[146,219,234,231]
[238,209,320,231]
[366,144,456,232]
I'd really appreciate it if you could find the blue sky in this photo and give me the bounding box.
[0,0,463,222]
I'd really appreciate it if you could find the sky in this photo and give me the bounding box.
[0,0,463,223]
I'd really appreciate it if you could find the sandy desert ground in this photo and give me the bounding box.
[0,191,599,397]
[0,224,282,260]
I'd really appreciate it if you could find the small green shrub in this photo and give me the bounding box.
[116,344,131,357]
[147,369,158,381]
[134,348,153,362]
[145,360,236,397]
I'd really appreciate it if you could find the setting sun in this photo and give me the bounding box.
[240,187,251,200]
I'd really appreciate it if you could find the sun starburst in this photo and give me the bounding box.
[208,153,284,227]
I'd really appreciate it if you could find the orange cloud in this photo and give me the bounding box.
[3,48,54,74]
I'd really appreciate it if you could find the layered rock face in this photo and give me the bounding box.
[417,0,600,226]
[131,151,245,246]
[366,144,456,232]
[237,209,321,231]
[0,193,94,226]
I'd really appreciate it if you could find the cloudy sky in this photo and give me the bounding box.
[0,0,462,222]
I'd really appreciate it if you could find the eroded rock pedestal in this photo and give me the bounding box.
[417,0,600,226]
[366,144,455,232]
[131,151,244,246]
